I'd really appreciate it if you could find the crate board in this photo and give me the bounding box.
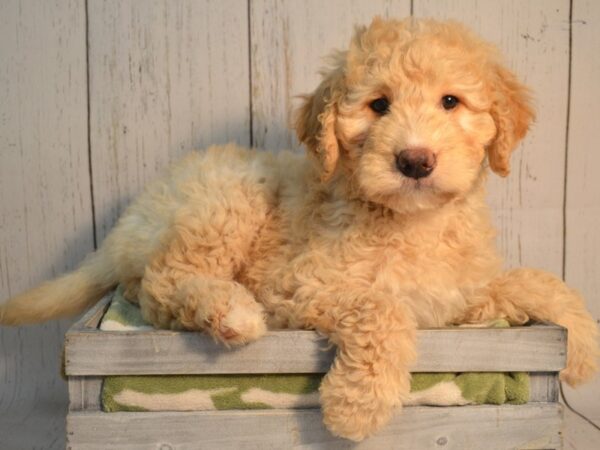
[65,293,567,376]
[66,403,562,450]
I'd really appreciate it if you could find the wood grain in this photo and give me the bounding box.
[64,297,567,374]
[66,403,562,449]
[88,0,251,242]
[414,0,569,275]
[0,1,91,449]
[250,0,411,151]
[529,373,560,403]
[68,377,103,412]
[69,293,112,331]
[562,0,600,423]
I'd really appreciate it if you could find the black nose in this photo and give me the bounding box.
[396,148,437,179]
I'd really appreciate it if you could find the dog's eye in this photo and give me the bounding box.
[441,95,460,110]
[369,97,390,115]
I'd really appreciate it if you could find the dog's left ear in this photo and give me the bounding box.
[294,65,345,182]
[487,65,535,177]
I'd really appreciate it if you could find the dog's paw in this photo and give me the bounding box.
[204,285,267,347]
[319,368,399,441]
[177,277,267,346]
[212,295,267,347]
[320,394,393,442]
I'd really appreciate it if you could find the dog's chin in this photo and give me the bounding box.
[363,179,458,215]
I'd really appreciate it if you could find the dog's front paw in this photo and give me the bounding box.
[560,318,599,386]
[173,277,267,346]
[319,366,401,441]
[204,282,267,347]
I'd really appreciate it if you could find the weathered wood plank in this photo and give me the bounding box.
[66,403,562,449]
[65,324,566,375]
[250,0,411,151]
[529,373,559,403]
[0,1,90,448]
[68,377,103,412]
[88,0,251,242]
[68,293,113,333]
[414,0,569,274]
[563,0,600,422]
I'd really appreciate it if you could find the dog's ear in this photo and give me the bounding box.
[487,65,535,176]
[295,65,345,182]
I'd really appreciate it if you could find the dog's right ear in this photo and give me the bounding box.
[294,64,345,182]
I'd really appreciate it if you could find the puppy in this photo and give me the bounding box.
[1,17,598,441]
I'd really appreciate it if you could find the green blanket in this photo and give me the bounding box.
[100,288,529,412]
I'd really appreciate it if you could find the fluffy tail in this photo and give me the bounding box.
[0,249,117,325]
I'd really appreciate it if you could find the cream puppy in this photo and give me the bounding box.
[1,18,597,441]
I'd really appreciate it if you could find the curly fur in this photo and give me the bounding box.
[1,17,598,441]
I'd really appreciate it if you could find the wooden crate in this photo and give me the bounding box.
[65,294,566,449]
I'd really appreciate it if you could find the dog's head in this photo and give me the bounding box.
[295,18,534,213]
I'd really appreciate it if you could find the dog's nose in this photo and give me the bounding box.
[396,148,437,179]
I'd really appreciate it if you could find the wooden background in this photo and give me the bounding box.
[0,0,598,447]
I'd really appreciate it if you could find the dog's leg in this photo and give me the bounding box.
[300,287,417,441]
[140,267,266,346]
[135,206,269,346]
[463,268,599,386]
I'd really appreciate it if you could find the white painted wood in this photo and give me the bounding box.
[64,321,567,375]
[250,0,411,151]
[0,399,68,450]
[530,373,560,403]
[0,1,90,449]
[88,0,251,242]
[414,0,569,275]
[563,0,600,423]
[68,377,103,412]
[69,293,113,331]
[66,403,562,449]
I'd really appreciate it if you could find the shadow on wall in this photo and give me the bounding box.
[93,115,262,244]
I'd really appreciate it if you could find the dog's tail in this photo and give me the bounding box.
[0,248,117,325]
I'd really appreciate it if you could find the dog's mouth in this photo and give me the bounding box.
[406,177,434,190]
[394,167,438,193]
[397,171,461,205]
[355,152,460,213]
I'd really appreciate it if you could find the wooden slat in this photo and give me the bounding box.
[68,293,113,333]
[88,0,251,242]
[65,324,566,376]
[529,373,559,403]
[250,0,411,151]
[563,0,600,421]
[0,2,90,449]
[68,377,103,412]
[0,0,92,300]
[414,0,569,274]
[66,403,562,449]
